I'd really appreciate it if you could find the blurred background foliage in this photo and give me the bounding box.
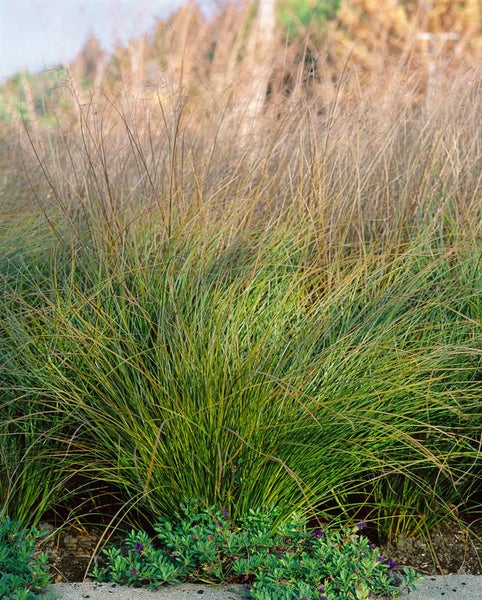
[0,0,480,126]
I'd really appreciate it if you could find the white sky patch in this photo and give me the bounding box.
[0,0,199,81]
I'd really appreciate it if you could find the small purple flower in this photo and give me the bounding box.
[221,508,229,520]
[130,568,137,575]
[320,596,328,600]
[369,542,377,550]
[357,520,367,531]
[318,584,325,593]
[243,583,251,591]
[312,528,324,538]
[386,558,398,570]
[134,541,144,553]
[376,556,385,563]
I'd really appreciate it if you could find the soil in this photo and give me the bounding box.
[381,521,482,576]
[40,520,482,584]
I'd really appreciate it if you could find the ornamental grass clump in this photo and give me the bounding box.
[5,221,480,536]
[91,505,420,599]
[0,58,480,548]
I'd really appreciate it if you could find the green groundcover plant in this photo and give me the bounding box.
[91,505,420,599]
[0,514,52,600]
